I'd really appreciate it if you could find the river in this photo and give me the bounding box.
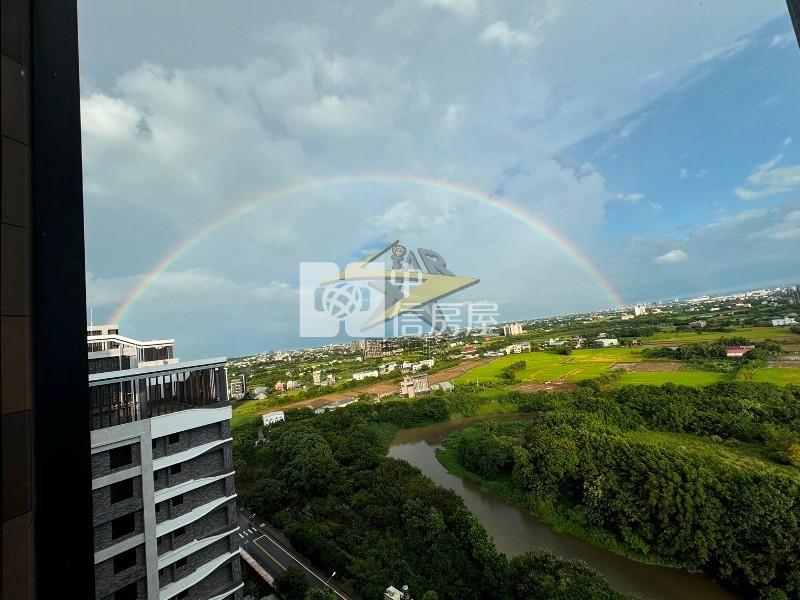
[388,415,738,600]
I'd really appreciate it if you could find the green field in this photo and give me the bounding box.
[455,345,800,388]
[453,348,644,384]
[750,368,800,385]
[643,326,799,344]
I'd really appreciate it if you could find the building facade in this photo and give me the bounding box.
[88,328,243,600]
[228,373,246,399]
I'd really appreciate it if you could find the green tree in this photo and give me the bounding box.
[275,567,310,600]
[304,589,337,600]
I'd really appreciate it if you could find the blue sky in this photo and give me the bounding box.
[77,1,800,358]
[572,18,799,243]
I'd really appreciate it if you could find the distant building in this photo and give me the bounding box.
[502,323,524,336]
[689,320,707,329]
[772,317,797,326]
[262,411,285,426]
[620,313,634,320]
[322,397,358,411]
[400,374,430,398]
[353,369,379,381]
[363,338,384,359]
[312,370,322,385]
[503,341,531,354]
[228,373,246,398]
[594,338,620,348]
[285,379,301,390]
[438,381,454,392]
[726,346,755,358]
[274,381,285,392]
[634,304,647,316]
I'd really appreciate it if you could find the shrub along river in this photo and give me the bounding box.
[388,415,738,600]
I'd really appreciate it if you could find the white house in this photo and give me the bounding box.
[594,338,620,348]
[352,369,379,381]
[772,317,797,326]
[261,411,285,427]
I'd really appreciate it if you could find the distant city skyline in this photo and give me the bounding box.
[78,1,799,358]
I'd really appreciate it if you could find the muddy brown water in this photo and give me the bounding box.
[388,415,738,600]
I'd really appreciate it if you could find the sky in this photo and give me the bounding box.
[77,0,800,358]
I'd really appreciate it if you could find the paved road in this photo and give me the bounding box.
[237,511,349,599]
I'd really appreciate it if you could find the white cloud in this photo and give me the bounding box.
[769,32,794,48]
[783,136,792,147]
[748,209,800,241]
[654,249,688,263]
[441,103,464,131]
[679,167,689,179]
[479,21,534,49]
[613,192,644,202]
[734,154,800,199]
[418,0,477,18]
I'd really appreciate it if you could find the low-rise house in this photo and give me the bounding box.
[353,369,379,381]
[772,317,797,326]
[274,381,285,392]
[689,320,707,329]
[323,397,359,411]
[399,374,430,398]
[594,338,620,348]
[262,410,285,427]
[251,385,268,398]
[726,345,755,358]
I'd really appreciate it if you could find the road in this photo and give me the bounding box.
[237,511,350,599]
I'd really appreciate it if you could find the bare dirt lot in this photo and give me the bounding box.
[280,359,490,411]
[612,361,684,372]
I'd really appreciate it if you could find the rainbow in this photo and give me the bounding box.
[109,174,624,323]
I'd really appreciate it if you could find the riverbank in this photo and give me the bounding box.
[435,436,686,571]
[388,416,737,600]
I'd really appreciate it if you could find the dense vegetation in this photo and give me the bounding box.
[234,394,625,599]
[443,382,800,598]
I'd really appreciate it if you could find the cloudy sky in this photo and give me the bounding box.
[77,1,800,358]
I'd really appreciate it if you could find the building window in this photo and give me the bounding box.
[171,494,184,507]
[170,463,181,475]
[111,513,136,539]
[174,526,186,537]
[109,445,133,470]
[110,479,134,504]
[168,432,180,444]
[113,548,137,574]
[175,557,188,570]
[154,469,160,481]
[114,582,138,600]
[155,502,162,513]
[176,590,189,600]
[152,439,157,449]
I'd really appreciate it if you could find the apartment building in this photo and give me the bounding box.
[88,327,243,600]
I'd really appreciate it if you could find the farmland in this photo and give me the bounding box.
[454,332,800,388]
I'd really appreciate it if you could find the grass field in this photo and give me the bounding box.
[454,348,646,384]
[643,326,799,344]
[455,345,800,388]
[750,368,800,385]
